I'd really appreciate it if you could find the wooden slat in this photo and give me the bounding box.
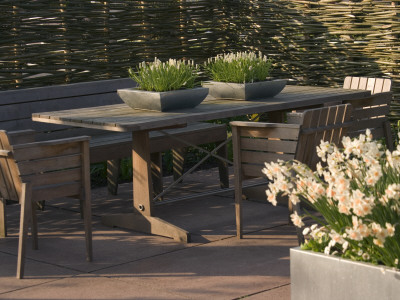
[350,117,386,132]
[343,93,392,108]
[367,78,376,92]
[32,182,82,201]
[0,156,18,201]
[0,78,134,105]
[343,77,352,89]
[241,150,294,164]
[17,154,81,175]
[241,164,266,178]
[358,77,368,90]
[0,132,22,200]
[349,127,385,140]
[239,126,300,140]
[343,77,392,95]
[8,130,36,145]
[350,77,360,90]
[12,137,87,161]
[21,168,82,187]
[352,105,389,120]
[240,137,297,153]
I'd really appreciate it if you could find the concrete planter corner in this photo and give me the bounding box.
[117,87,208,112]
[202,79,286,100]
[290,247,400,300]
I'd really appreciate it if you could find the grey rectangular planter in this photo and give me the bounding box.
[202,79,286,100]
[290,247,400,300]
[117,87,208,112]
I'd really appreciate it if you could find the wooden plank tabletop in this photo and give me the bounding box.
[32,85,371,132]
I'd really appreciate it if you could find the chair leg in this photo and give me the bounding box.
[216,142,229,189]
[31,202,38,250]
[17,183,32,279]
[0,197,6,238]
[172,148,185,183]
[235,180,243,239]
[82,188,93,262]
[107,159,121,195]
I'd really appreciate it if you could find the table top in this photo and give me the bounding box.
[32,85,371,132]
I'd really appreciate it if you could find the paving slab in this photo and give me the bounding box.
[1,205,188,274]
[0,251,79,294]
[0,274,188,300]
[244,284,291,300]
[93,225,297,299]
[0,167,294,300]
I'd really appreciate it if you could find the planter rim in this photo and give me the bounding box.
[291,247,400,272]
[202,78,287,85]
[117,86,208,112]
[118,86,207,94]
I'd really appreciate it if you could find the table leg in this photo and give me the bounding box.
[101,130,190,243]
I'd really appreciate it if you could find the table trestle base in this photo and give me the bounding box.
[101,213,190,243]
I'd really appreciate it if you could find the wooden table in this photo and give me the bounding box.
[32,85,371,243]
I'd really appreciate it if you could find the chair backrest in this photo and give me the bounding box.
[343,93,393,140]
[343,76,391,94]
[231,104,353,180]
[0,130,90,203]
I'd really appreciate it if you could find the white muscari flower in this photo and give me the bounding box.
[324,245,331,255]
[302,227,310,235]
[362,253,370,260]
[343,241,349,251]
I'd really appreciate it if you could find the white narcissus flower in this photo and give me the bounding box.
[289,193,300,205]
[329,230,345,246]
[290,211,304,228]
[385,184,400,201]
[385,223,395,237]
[345,227,363,241]
[373,238,385,248]
[265,189,277,206]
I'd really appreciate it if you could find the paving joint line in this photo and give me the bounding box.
[232,283,291,299]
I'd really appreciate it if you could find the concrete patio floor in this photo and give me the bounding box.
[0,167,298,299]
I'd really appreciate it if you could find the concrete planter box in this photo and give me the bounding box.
[202,79,286,100]
[117,87,208,112]
[290,247,400,300]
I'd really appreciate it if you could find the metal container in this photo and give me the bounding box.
[290,247,400,300]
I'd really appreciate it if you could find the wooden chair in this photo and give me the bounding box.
[342,76,393,151]
[0,130,92,279]
[231,104,353,243]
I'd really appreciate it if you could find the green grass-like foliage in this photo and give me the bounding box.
[204,51,273,83]
[128,58,199,92]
